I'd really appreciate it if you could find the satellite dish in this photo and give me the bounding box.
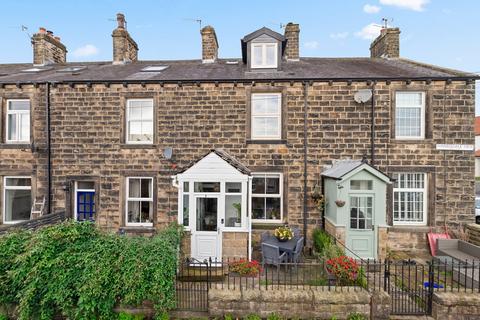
[163,147,173,160]
[354,89,373,103]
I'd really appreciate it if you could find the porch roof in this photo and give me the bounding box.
[321,159,391,183]
[176,149,251,176]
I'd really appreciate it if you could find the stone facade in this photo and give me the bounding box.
[0,79,475,255]
[32,28,67,65]
[201,26,218,63]
[370,28,400,58]
[466,223,480,246]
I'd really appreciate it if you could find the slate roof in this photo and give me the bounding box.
[321,159,391,181]
[176,149,251,176]
[0,57,476,84]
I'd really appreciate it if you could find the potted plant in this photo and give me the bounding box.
[232,203,241,227]
[325,255,359,286]
[273,226,294,242]
[229,259,262,277]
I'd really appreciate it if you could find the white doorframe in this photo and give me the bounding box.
[346,193,377,259]
[191,193,223,262]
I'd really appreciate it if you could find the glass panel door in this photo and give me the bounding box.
[196,197,218,232]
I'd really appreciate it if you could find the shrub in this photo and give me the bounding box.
[244,314,261,320]
[321,242,344,260]
[229,259,262,276]
[267,313,283,320]
[0,221,183,320]
[118,312,145,320]
[347,313,367,320]
[312,228,331,254]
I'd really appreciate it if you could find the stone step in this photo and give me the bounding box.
[389,316,434,320]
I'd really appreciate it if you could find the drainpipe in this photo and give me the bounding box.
[303,81,309,245]
[370,82,376,166]
[46,82,52,215]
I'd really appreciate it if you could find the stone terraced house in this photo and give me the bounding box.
[0,13,477,260]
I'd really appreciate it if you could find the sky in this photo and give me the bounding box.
[0,0,479,112]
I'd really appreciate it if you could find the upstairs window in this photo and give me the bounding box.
[395,92,425,139]
[126,99,154,144]
[251,43,278,69]
[6,100,30,143]
[251,93,282,140]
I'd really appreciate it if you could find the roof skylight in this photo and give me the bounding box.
[141,65,169,72]
[57,66,87,73]
[22,67,53,73]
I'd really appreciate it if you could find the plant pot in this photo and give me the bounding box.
[276,237,289,242]
[335,200,346,207]
[324,265,337,286]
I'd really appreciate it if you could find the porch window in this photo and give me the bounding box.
[395,92,425,139]
[6,100,30,143]
[126,177,153,226]
[252,173,282,222]
[225,182,242,228]
[251,93,281,140]
[126,99,154,144]
[182,182,189,226]
[393,173,427,225]
[3,177,31,224]
[251,43,278,69]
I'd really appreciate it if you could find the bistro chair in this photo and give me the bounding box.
[291,227,301,238]
[261,243,288,272]
[290,237,305,265]
[260,231,270,244]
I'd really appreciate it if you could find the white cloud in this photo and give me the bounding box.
[379,0,429,11]
[363,4,381,14]
[355,23,381,40]
[72,44,99,58]
[330,32,349,40]
[304,41,319,49]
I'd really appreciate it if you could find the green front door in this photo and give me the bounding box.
[346,195,376,259]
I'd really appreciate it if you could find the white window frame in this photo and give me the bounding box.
[251,43,278,69]
[251,93,282,140]
[393,173,428,226]
[125,177,154,227]
[6,99,30,143]
[74,181,95,221]
[395,91,425,140]
[251,173,283,224]
[3,176,31,224]
[125,99,154,145]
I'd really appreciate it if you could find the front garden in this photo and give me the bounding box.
[0,221,183,320]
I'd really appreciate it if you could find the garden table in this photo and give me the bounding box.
[262,235,299,261]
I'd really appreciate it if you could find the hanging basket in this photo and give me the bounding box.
[335,200,346,207]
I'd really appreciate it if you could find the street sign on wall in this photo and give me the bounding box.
[435,144,474,151]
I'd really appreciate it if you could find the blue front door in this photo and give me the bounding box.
[77,191,95,221]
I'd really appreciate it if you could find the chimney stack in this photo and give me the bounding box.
[32,27,67,65]
[200,26,218,63]
[112,13,139,64]
[370,27,400,58]
[284,22,300,61]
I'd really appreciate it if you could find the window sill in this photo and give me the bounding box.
[120,144,156,149]
[246,139,287,145]
[252,222,286,230]
[390,139,432,144]
[389,225,429,233]
[119,226,155,233]
[0,143,32,149]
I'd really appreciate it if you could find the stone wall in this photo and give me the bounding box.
[431,292,480,320]
[466,223,480,246]
[208,286,372,319]
[387,226,430,255]
[0,79,475,256]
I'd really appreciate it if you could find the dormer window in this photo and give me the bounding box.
[251,43,278,69]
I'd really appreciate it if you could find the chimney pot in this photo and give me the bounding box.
[47,30,53,36]
[117,13,126,29]
[370,27,400,58]
[284,22,300,61]
[201,25,218,63]
[39,27,46,34]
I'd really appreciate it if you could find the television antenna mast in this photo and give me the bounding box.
[184,18,202,30]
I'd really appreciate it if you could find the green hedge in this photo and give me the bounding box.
[0,221,183,320]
